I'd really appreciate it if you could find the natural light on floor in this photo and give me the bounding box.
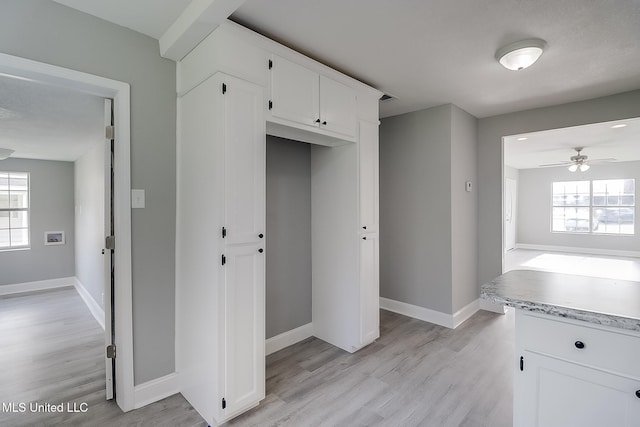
[506,250,640,282]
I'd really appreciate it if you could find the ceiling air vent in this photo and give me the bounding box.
[380,93,396,102]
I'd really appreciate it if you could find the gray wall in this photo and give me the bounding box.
[380,104,454,314]
[0,0,177,384]
[450,106,478,313]
[265,136,312,338]
[0,158,75,285]
[517,161,639,252]
[478,89,640,285]
[74,143,105,308]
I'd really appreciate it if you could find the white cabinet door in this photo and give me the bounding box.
[359,234,379,346]
[358,121,379,234]
[270,55,319,129]
[516,351,640,427]
[223,76,266,245]
[222,244,265,418]
[319,75,357,138]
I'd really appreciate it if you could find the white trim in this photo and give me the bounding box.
[515,243,640,258]
[0,52,135,412]
[480,299,507,314]
[452,299,480,328]
[0,277,74,296]
[380,297,455,329]
[133,373,179,409]
[73,277,105,330]
[265,323,314,356]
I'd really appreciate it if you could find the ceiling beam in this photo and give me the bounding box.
[159,0,246,61]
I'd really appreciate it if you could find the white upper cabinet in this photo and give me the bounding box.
[358,120,379,233]
[319,75,357,137]
[269,55,319,129]
[269,54,357,140]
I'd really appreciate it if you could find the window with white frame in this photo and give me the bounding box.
[0,172,30,249]
[552,179,635,235]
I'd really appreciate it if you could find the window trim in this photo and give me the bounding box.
[0,171,31,250]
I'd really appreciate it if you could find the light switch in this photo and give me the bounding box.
[465,181,473,192]
[131,189,145,208]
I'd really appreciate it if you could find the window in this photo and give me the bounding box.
[552,179,635,235]
[0,172,30,249]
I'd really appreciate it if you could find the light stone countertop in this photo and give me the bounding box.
[481,269,640,332]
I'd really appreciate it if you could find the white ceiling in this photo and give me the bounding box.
[52,0,192,40]
[49,0,640,119]
[0,74,104,162]
[504,117,640,169]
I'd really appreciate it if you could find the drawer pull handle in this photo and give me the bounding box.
[574,341,585,349]
[636,390,640,399]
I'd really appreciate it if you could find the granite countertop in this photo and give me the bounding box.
[481,270,640,332]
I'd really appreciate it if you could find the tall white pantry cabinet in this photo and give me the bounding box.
[175,21,382,425]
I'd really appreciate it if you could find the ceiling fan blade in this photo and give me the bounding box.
[587,158,617,164]
[538,161,573,167]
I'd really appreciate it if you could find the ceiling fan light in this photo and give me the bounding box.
[496,39,546,71]
[579,164,590,172]
[568,164,578,172]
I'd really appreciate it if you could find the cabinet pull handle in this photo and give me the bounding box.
[259,233,264,239]
[258,248,264,253]
[362,237,367,240]
[322,121,327,125]
[574,341,585,349]
[362,226,367,230]
[315,119,320,123]
[636,390,640,399]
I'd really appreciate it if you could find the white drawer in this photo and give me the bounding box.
[517,310,640,378]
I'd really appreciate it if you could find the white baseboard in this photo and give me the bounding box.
[515,243,640,258]
[266,323,314,356]
[479,299,507,314]
[0,277,75,296]
[453,299,480,328]
[133,373,179,409]
[380,297,452,329]
[73,277,105,330]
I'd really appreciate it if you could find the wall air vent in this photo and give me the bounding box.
[380,93,397,102]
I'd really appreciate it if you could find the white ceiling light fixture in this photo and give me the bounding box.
[496,39,547,71]
[0,148,15,160]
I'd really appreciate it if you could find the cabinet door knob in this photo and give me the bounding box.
[636,390,640,399]
[362,226,367,230]
[322,121,327,125]
[258,248,264,253]
[258,233,264,239]
[315,119,320,123]
[362,237,367,240]
[574,341,585,349]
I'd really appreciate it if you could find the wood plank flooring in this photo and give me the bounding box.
[229,309,514,427]
[1,287,514,426]
[0,287,204,427]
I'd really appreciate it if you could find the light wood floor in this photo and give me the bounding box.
[1,287,514,426]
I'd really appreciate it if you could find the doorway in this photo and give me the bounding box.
[0,52,134,411]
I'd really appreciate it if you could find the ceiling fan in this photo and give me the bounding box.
[539,147,616,172]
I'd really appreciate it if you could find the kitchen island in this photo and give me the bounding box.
[481,270,640,427]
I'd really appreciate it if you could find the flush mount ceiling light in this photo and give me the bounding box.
[0,148,14,160]
[496,39,547,71]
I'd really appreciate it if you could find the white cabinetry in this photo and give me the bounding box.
[176,72,265,426]
[269,55,357,139]
[359,233,379,346]
[515,310,640,427]
[177,21,381,424]
[358,121,379,234]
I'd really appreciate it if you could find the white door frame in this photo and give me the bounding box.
[0,52,135,411]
